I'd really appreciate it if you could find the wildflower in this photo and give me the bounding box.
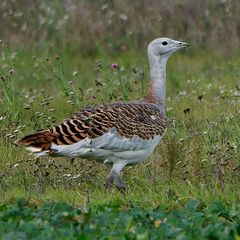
[111,63,118,69]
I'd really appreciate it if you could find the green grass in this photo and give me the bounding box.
[0,41,240,238]
[0,44,240,204]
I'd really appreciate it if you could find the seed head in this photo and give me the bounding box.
[9,69,15,75]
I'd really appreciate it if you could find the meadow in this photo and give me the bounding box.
[0,0,240,239]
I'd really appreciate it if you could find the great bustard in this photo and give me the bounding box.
[16,37,189,190]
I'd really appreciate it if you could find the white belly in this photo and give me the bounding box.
[51,128,162,164]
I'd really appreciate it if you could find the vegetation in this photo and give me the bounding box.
[1,199,240,239]
[0,0,240,239]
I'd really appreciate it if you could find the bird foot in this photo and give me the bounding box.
[115,176,126,192]
[104,175,126,192]
[104,175,114,189]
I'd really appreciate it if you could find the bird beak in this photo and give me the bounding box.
[178,41,189,48]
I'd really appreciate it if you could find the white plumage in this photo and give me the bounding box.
[51,127,162,163]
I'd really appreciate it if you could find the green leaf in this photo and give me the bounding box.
[0,204,8,212]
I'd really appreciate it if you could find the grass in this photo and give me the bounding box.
[0,42,239,209]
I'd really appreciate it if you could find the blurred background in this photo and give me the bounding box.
[1,0,240,55]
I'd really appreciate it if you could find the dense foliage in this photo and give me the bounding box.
[0,199,240,240]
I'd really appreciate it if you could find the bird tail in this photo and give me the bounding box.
[15,130,57,157]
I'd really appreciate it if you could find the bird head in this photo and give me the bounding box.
[148,37,189,58]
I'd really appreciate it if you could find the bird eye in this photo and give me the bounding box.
[162,41,168,46]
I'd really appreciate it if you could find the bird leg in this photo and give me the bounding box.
[104,175,115,189]
[105,162,127,191]
[114,175,126,191]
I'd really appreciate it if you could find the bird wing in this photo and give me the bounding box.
[16,102,168,153]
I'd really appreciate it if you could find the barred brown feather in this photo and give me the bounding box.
[16,102,168,150]
[15,130,57,150]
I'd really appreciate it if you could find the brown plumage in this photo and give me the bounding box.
[143,82,164,106]
[16,102,168,151]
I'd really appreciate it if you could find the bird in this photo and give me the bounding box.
[15,37,189,190]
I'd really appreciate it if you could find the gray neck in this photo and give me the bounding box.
[148,51,169,113]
